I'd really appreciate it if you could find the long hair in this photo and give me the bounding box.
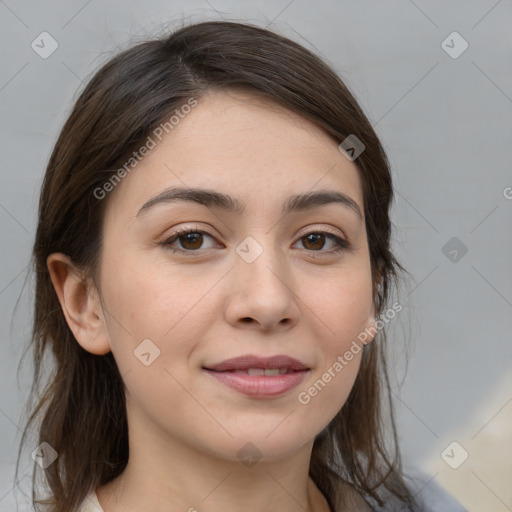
[16,20,416,512]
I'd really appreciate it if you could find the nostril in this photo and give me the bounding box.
[241,317,253,323]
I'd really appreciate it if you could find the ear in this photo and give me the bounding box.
[364,302,378,344]
[47,253,111,355]
[364,270,384,344]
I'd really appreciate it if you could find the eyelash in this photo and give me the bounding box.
[160,227,350,258]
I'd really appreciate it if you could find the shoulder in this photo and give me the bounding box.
[77,490,104,512]
[402,467,468,512]
[410,476,467,511]
[333,468,467,512]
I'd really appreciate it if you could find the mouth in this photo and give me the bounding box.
[202,355,310,398]
[203,354,310,373]
[209,367,297,376]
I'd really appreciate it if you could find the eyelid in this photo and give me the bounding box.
[160,226,222,252]
[296,224,347,241]
[292,228,350,257]
[160,223,351,255]
[160,223,220,241]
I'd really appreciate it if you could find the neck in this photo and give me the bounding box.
[98,458,330,512]
[96,417,331,512]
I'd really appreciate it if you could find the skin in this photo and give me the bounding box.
[48,90,376,512]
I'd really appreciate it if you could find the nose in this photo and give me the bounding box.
[223,243,300,332]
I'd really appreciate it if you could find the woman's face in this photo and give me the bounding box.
[94,91,376,463]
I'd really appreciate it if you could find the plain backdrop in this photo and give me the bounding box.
[1,1,511,511]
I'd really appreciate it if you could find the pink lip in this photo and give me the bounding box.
[204,354,309,372]
[203,369,309,398]
[202,354,310,398]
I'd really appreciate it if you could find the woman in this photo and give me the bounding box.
[18,20,429,511]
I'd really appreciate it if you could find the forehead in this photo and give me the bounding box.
[103,90,364,221]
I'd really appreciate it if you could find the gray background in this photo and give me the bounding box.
[1,1,511,510]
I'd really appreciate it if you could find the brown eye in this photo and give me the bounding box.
[178,232,203,250]
[294,231,349,256]
[302,233,326,250]
[162,229,219,253]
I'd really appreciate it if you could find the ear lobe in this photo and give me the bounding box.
[46,253,111,355]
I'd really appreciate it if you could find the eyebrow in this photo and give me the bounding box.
[136,186,363,219]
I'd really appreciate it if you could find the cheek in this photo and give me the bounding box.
[99,251,221,381]
[303,269,374,348]
[98,260,206,428]
[291,352,362,447]
[292,270,371,424]
[101,250,197,335]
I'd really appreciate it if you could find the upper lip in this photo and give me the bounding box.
[203,355,310,372]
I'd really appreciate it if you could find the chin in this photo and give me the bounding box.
[223,424,319,462]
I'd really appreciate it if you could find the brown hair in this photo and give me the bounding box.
[16,20,416,511]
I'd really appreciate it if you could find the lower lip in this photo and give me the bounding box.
[203,369,309,398]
